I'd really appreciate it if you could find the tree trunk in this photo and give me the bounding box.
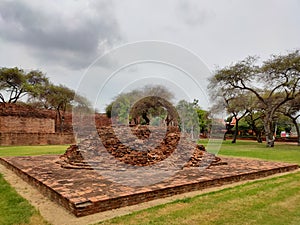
[223,131,227,141]
[264,117,274,147]
[142,113,150,125]
[0,93,6,103]
[252,123,262,143]
[256,132,262,143]
[232,119,238,143]
[292,118,300,146]
[56,108,63,133]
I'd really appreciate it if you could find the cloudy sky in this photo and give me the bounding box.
[0,0,299,111]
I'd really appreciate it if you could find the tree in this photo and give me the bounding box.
[130,96,179,126]
[25,70,50,101]
[176,100,199,137]
[278,95,300,145]
[208,77,250,143]
[176,99,211,139]
[222,116,234,140]
[195,106,211,137]
[225,94,250,143]
[106,85,174,125]
[0,66,90,132]
[209,50,300,147]
[0,67,50,103]
[31,84,75,132]
[0,67,26,103]
[244,111,264,143]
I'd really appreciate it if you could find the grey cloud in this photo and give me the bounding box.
[0,0,122,69]
[177,1,215,26]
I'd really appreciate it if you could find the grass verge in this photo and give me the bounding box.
[0,145,65,225]
[0,173,48,225]
[0,145,67,157]
[216,140,300,165]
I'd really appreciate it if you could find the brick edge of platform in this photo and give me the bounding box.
[0,157,75,214]
[0,157,299,217]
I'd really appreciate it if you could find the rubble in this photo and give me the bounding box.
[59,125,226,169]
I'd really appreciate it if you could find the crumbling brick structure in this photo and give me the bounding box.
[0,103,111,145]
[59,125,224,169]
[0,103,70,145]
[0,103,55,133]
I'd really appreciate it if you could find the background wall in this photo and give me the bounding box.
[0,133,75,145]
[0,116,55,133]
[0,103,111,145]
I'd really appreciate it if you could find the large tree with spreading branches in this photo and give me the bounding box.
[209,50,300,147]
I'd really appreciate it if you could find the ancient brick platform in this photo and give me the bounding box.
[0,155,298,217]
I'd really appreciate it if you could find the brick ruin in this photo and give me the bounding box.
[0,103,110,145]
[58,125,224,169]
[0,103,55,133]
[3,107,300,217]
[0,103,223,168]
[0,103,72,145]
[58,94,224,169]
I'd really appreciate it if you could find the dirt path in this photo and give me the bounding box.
[1,163,299,225]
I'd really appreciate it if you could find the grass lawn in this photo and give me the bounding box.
[216,140,300,165]
[0,145,65,225]
[0,145,67,157]
[0,141,300,225]
[0,173,48,225]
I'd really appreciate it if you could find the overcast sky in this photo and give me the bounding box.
[0,0,299,111]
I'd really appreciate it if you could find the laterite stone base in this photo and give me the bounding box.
[0,156,298,217]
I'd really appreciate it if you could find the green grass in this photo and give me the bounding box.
[0,173,48,225]
[0,145,67,157]
[215,140,300,165]
[0,145,66,225]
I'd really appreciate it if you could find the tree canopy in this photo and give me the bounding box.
[106,85,175,125]
[0,67,50,103]
[209,50,300,147]
[106,85,211,140]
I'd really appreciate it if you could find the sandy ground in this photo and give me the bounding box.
[0,163,299,225]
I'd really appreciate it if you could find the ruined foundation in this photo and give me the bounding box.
[0,125,298,217]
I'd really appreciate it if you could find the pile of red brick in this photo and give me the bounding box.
[59,125,224,169]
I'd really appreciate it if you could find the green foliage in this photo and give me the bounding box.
[274,113,293,135]
[25,70,50,100]
[175,99,212,139]
[196,107,211,133]
[278,95,300,142]
[0,67,52,104]
[237,119,250,135]
[209,50,300,147]
[0,67,89,119]
[176,100,199,134]
[106,85,174,125]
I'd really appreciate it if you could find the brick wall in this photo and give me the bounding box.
[0,103,50,118]
[0,103,111,145]
[0,116,55,133]
[0,133,75,145]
